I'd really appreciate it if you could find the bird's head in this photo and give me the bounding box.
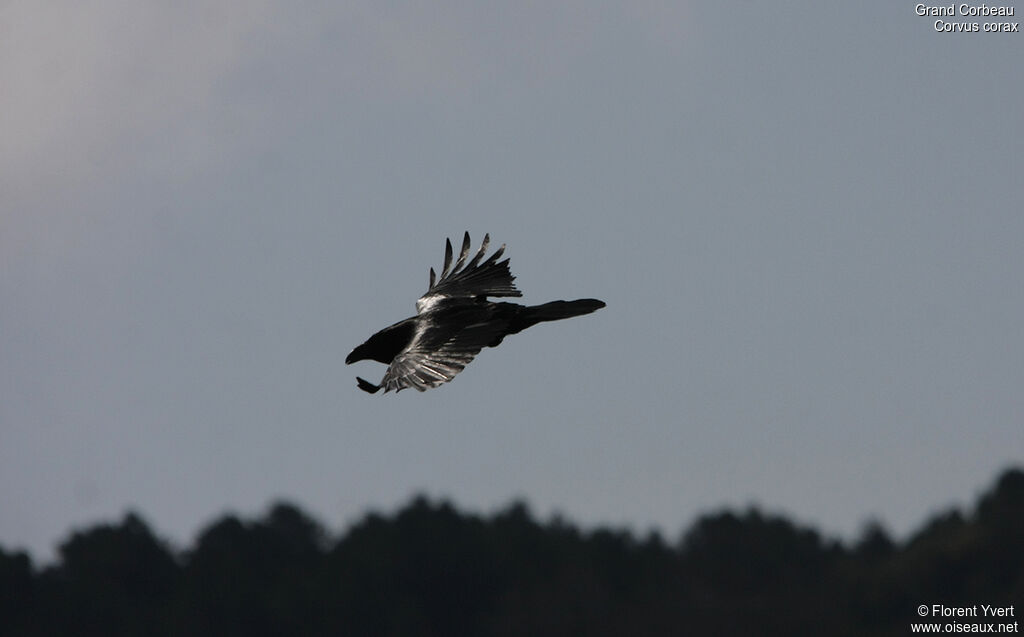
[345,345,366,365]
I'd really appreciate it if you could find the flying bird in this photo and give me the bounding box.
[346,232,605,393]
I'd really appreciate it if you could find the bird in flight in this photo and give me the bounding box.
[346,232,605,394]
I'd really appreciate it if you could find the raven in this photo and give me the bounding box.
[346,233,605,393]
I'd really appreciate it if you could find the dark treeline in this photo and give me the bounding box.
[2,468,1021,636]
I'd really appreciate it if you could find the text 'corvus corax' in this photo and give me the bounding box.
[346,233,605,393]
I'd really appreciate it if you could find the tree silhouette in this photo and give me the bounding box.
[178,503,329,636]
[1,467,1021,637]
[0,547,34,635]
[33,512,180,636]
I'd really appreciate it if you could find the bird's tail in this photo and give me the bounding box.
[509,298,605,335]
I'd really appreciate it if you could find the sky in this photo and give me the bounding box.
[2,2,1022,562]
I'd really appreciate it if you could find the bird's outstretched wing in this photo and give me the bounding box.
[417,233,522,311]
[372,306,511,393]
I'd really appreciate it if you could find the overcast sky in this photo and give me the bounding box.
[2,2,1022,562]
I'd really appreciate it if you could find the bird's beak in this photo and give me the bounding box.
[345,344,365,365]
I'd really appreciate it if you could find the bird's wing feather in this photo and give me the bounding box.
[379,311,510,393]
[420,232,522,306]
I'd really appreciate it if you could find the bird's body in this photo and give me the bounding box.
[346,233,605,393]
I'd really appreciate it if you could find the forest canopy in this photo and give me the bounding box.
[2,467,1021,636]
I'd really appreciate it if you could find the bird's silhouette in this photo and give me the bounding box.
[346,233,605,393]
